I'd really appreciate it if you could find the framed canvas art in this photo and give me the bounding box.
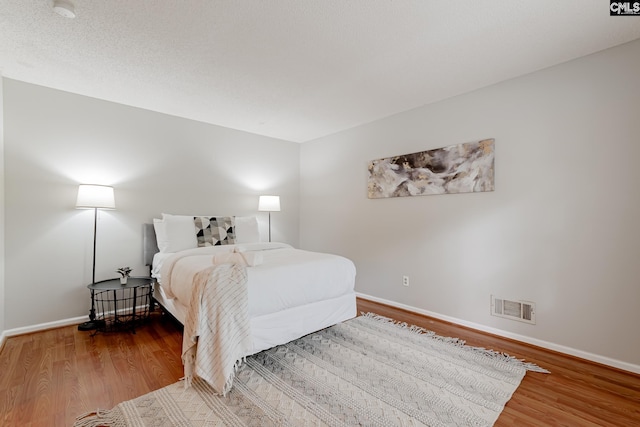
[367,139,494,199]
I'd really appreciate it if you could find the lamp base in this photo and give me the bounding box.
[77,319,105,331]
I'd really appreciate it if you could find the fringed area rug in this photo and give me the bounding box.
[75,313,548,427]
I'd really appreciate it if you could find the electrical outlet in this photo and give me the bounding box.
[402,275,409,287]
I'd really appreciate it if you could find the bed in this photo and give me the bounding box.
[143,214,357,392]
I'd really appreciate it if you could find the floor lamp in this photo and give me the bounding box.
[258,195,280,242]
[76,184,115,331]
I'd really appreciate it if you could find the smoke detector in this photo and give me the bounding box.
[53,0,76,18]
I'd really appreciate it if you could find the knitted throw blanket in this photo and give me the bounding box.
[181,262,252,396]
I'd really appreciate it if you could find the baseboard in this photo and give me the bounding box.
[2,315,88,340]
[0,331,6,354]
[1,304,151,344]
[356,292,640,375]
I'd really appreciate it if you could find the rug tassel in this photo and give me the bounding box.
[74,409,114,427]
[222,356,245,396]
[521,361,551,374]
[361,312,429,336]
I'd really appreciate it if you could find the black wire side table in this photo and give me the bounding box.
[87,277,153,334]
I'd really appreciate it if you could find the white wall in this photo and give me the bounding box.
[3,79,299,330]
[300,39,640,369]
[0,76,5,338]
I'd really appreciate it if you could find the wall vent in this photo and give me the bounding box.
[491,295,536,324]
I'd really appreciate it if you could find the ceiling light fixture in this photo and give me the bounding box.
[53,0,76,19]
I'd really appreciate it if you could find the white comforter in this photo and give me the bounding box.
[156,242,356,318]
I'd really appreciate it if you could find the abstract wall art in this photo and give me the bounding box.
[367,138,494,199]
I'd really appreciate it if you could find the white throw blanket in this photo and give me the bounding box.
[212,247,263,266]
[182,262,252,396]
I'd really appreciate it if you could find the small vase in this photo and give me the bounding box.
[120,277,128,285]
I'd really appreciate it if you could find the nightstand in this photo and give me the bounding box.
[82,277,153,334]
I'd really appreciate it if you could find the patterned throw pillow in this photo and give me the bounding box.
[194,216,236,247]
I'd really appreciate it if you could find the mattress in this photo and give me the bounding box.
[154,242,356,319]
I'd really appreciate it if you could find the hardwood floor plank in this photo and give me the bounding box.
[0,301,638,426]
[0,384,21,426]
[31,347,54,423]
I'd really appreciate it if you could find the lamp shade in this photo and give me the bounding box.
[76,184,116,209]
[258,195,280,212]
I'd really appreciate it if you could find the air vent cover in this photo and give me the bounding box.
[491,295,536,324]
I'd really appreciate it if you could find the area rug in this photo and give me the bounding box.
[75,313,548,427]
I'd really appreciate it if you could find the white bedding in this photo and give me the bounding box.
[154,242,357,322]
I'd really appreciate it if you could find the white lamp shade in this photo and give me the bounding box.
[258,195,280,212]
[76,184,116,209]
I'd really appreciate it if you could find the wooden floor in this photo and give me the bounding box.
[0,299,638,426]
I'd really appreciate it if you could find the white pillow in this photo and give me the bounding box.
[160,213,198,252]
[152,218,169,253]
[235,216,261,243]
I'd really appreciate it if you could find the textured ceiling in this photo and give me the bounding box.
[1,1,639,142]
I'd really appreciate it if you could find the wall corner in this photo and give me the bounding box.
[0,75,5,336]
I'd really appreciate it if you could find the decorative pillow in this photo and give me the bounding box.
[234,216,261,243]
[160,213,199,252]
[194,216,236,247]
